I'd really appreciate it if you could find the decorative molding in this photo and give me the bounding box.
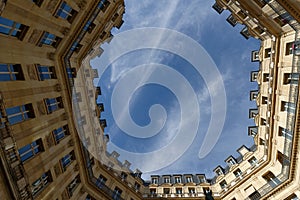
[27,29,43,44]
[55,84,62,92]
[60,27,70,36]
[77,0,87,9]
[27,65,38,80]
[0,0,6,16]
[46,0,59,13]
[47,52,55,60]
[37,100,47,115]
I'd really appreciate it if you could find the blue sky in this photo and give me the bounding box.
[90,0,260,179]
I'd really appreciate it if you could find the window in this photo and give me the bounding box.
[39,32,61,48]
[0,16,28,40]
[66,67,76,78]
[198,175,206,183]
[67,175,80,197]
[264,48,271,58]
[248,191,261,200]
[55,1,77,23]
[250,71,258,82]
[31,171,52,196]
[249,109,258,119]
[212,2,224,14]
[283,73,299,85]
[52,125,69,144]
[0,64,24,81]
[286,42,294,55]
[278,126,292,139]
[226,14,237,27]
[151,177,158,184]
[248,156,258,166]
[163,188,170,194]
[281,101,296,113]
[44,97,63,113]
[186,176,193,183]
[233,169,242,178]
[6,104,35,125]
[251,50,259,62]
[263,73,269,82]
[83,20,96,33]
[113,187,122,200]
[36,65,57,80]
[219,180,227,189]
[163,177,170,183]
[248,126,258,137]
[18,139,44,162]
[121,172,127,180]
[150,188,156,194]
[61,151,75,171]
[174,176,181,183]
[70,42,82,53]
[250,90,258,101]
[96,175,107,188]
[262,171,281,188]
[262,96,268,105]
[226,157,236,166]
[32,0,44,7]
[134,182,140,191]
[261,118,267,126]
[98,0,110,12]
[188,187,195,194]
[176,188,182,194]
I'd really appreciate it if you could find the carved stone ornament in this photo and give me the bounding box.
[0,0,6,15]
[27,29,43,44]
[77,0,87,9]
[27,65,38,80]
[37,100,47,115]
[47,52,55,60]
[46,0,59,13]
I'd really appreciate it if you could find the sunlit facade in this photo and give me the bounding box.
[1,0,300,200]
[143,0,300,199]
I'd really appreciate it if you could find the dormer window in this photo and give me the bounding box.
[251,50,259,62]
[249,109,258,119]
[226,157,236,166]
[248,126,258,137]
[186,176,193,183]
[163,177,170,184]
[174,176,181,184]
[250,90,258,101]
[214,166,224,176]
[151,177,158,184]
[251,71,258,82]
[198,175,206,183]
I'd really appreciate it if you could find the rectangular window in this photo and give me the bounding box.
[55,1,77,23]
[150,188,156,194]
[264,48,271,58]
[163,188,170,194]
[36,65,57,80]
[176,188,182,194]
[134,182,140,191]
[83,20,95,33]
[98,0,110,12]
[219,180,227,189]
[0,16,28,40]
[52,125,68,144]
[186,176,193,183]
[61,151,75,171]
[233,169,242,178]
[262,171,281,188]
[31,171,52,196]
[261,118,267,126]
[151,177,158,184]
[248,156,257,166]
[263,73,269,82]
[32,0,44,7]
[67,175,80,197]
[113,187,122,200]
[278,126,292,139]
[44,97,63,114]
[96,175,107,188]
[0,64,24,81]
[281,101,296,113]
[6,104,35,125]
[18,139,44,162]
[286,42,294,55]
[174,176,181,183]
[198,175,206,183]
[283,73,299,85]
[39,32,61,48]
[163,177,170,183]
[262,96,268,105]
[66,67,76,78]
[188,187,195,194]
